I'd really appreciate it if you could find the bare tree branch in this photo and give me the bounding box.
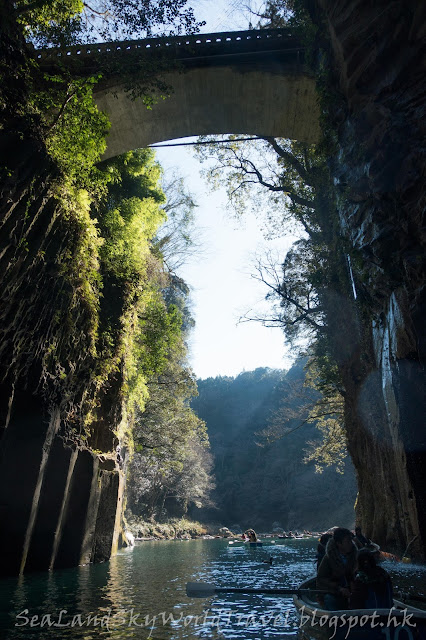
[263,137,314,186]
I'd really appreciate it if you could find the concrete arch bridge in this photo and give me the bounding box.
[39,29,320,158]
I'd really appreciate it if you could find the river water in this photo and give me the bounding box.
[0,538,425,640]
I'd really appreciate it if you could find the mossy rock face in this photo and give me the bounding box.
[125,515,207,540]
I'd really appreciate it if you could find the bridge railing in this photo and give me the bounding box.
[35,28,302,61]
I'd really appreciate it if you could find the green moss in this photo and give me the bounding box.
[0,16,194,465]
[125,515,208,539]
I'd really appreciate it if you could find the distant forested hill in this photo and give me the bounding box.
[190,362,357,531]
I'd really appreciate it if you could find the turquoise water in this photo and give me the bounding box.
[1,539,425,640]
[0,538,316,639]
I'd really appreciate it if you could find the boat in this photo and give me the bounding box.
[228,539,264,547]
[378,550,400,563]
[293,577,426,640]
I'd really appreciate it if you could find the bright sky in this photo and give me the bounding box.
[155,143,296,380]
[191,0,253,32]
[154,1,296,380]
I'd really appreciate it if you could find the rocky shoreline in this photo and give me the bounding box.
[124,518,318,543]
[124,516,214,541]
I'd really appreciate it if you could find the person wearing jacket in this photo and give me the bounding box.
[317,527,358,610]
[350,548,393,609]
[316,532,333,569]
[246,529,258,542]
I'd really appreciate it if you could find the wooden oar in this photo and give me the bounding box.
[186,581,326,598]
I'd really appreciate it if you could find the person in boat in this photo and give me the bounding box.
[317,527,358,610]
[350,548,393,609]
[354,525,371,549]
[246,529,258,542]
[365,542,382,563]
[316,532,333,569]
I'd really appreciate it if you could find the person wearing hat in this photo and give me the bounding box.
[354,526,371,549]
[350,548,393,609]
[365,542,382,563]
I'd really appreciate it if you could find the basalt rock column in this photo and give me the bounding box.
[0,390,124,576]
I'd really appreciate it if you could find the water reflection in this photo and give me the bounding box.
[1,539,425,639]
[387,562,426,601]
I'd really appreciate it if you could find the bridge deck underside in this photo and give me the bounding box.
[94,57,319,158]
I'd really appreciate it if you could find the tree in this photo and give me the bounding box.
[191,365,356,529]
[127,344,214,519]
[163,439,215,514]
[111,155,214,522]
[19,0,206,180]
[246,0,292,28]
[70,147,197,435]
[16,0,204,46]
[194,135,330,240]
[259,356,347,473]
[154,168,203,276]
[242,245,325,349]
[194,134,354,471]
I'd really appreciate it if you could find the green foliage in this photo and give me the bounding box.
[100,196,165,281]
[154,169,201,274]
[90,150,196,423]
[16,0,204,47]
[98,150,165,282]
[16,0,83,42]
[303,400,346,473]
[127,344,213,519]
[192,364,356,530]
[303,358,346,473]
[122,220,211,520]
[48,94,108,187]
[135,298,183,380]
[91,151,179,419]
[193,132,354,479]
[125,515,207,538]
[101,149,166,209]
[29,73,108,188]
[58,185,104,351]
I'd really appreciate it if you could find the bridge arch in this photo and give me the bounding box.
[58,29,320,159]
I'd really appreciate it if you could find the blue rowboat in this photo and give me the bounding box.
[293,577,426,640]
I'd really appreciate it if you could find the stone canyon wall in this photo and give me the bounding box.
[0,7,126,576]
[0,133,126,575]
[312,0,426,558]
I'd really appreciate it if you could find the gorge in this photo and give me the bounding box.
[0,0,425,578]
